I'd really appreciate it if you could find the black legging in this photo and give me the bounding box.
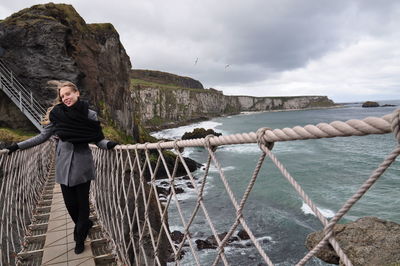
[60,180,91,242]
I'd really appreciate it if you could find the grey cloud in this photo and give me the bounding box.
[1,0,400,99]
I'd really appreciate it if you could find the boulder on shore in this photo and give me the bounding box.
[362,101,379,107]
[305,216,400,265]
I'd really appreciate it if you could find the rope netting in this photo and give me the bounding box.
[89,109,400,266]
[0,109,398,265]
[0,140,54,265]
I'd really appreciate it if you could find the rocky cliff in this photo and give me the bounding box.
[132,86,337,130]
[131,69,203,89]
[0,3,134,134]
[0,3,337,137]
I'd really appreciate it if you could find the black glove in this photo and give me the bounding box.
[6,143,19,155]
[107,141,119,150]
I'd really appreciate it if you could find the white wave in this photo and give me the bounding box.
[207,165,236,173]
[301,202,335,218]
[223,234,274,254]
[239,111,265,116]
[221,144,260,154]
[156,174,216,203]
[180,147,195,157]
[150,121,223,139]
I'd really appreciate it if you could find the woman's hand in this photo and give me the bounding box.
[6,143,19,155]
[106,141,119,150]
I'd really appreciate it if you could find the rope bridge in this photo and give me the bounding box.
[1,109,399,265]
[0,141,54,264]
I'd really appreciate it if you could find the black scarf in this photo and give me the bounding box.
[49,100,104,144]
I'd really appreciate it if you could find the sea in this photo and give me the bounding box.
[151,100,400,266]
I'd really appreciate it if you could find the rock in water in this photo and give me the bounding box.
[362,101,379,107]
[170,230,185,244]
[182,128,222,140]
[237,229,250,240]
[305,216,400,265]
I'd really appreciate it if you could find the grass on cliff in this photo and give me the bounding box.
[0,128,36,143]
[131,78,219,94]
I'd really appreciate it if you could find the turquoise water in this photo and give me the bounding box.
[153,101,400,265]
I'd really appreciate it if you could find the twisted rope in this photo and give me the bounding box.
[83,108,399,265]
[116,111,395,150]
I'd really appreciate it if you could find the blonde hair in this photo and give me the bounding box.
[41,80,80,125]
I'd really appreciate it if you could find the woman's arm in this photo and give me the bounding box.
[88,110,117,149]
[17,123,54,150]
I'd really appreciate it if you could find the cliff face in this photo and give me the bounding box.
[133,86,336,129]
[0,3,133,133]
[236,95,335,111]
[135,88,237,127]
[0,90,37,131]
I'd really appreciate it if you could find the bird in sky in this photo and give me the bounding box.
[225,64,230,69]
[194,57,199,65]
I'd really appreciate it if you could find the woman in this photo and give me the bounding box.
[6,81,118,254]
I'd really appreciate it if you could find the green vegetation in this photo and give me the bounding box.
[138,124,157,143]
[131,79,220,94]
[146,116,166,127]
[87,23,116,32]
[2,13,58,27]
[0,128,36,143]
[3,3,89,32]
[102,124,133,144]
[224,104,240,113]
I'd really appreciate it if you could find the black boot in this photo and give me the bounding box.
[73,221,90,241]
[74,241,84,254]
[74,226,77,241]
[84,220,93,240]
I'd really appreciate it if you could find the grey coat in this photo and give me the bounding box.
[18,110,109,187]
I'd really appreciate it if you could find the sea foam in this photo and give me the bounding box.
[301,202,335,218]
[151,121,223,140]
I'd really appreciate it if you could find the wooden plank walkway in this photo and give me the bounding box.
[17,161,116,266]
[41,184,96,266]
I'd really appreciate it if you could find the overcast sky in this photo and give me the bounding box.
[1,1,400,102]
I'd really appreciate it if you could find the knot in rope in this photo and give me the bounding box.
[204,134,217,152]
[391,108,400,143]
[256,127,274,150]
[156,140,165,150]
[144,142,150,151]
[173,139,184,153]
[134,143,140,151]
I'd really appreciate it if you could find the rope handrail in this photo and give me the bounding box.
[1,108,399,265]
[114,111,395,150]
[88,108,399,266]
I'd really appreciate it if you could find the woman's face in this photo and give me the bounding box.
[59,86,80,107]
